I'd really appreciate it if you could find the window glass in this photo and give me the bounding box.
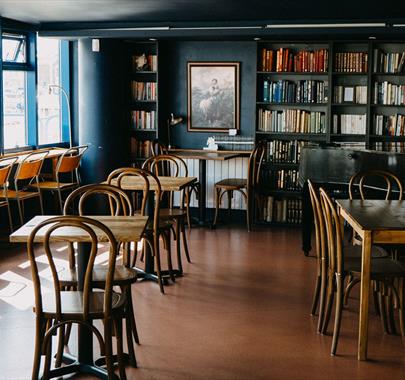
[2,71,27,149]
[37,37,61,144]
[2,33,27,63]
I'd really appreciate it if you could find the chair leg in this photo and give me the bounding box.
[175,220,182,274]
[181,221,191,263]
[164,231,175,283]
[185,187,192,230]
[113,318,127,380]
[125,286,139,345]
[104,319,115,380]
[212,187,221,228]
[378,289,389,334]
[321,274,335,335]
[317,261,328,333]
[55,324,65,368]
[343,277,360,306]
[153,238,165,294]
[331,274,344,356]
[227,190,233,221]
[16,198,24,226]
[310,275,321,316]
[32,317,45,380]
[399,278,405,336]
[246,193,251,232]
[57,189,64,214]
[6,202,14,232]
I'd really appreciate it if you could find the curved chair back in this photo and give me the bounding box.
[56,145,88,176]
[308,180,327,266]
[247,142,265,190]
[0,156,18,188]
[142,154,188,178]
[319,188,344,275]
[15,150,49,181]
[349,170,403,200]
[150,140,168,157]
[63,183,133,217]
[27,215,118,321]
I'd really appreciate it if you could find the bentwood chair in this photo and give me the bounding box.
[142,155,192,272]
[319,188,405,355]
[212,142,265,231]
[28,216,127,380]
[107,167,175,293]
[62,183,140,367]
[36,145,88,213]
[0,156,18,231]
[1,151,49,226]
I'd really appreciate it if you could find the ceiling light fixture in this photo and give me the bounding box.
[265,23,386,29]
[171,26,263,30]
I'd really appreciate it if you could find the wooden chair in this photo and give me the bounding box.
[107,167,175,293]
[212,142,265,231]
[1,151,49,226]
[36,145,88,213]
[142,155,192,273]
[319,188,405,355]
[62,183,140,367]
[0,156,18,232]
[28,215,127,380]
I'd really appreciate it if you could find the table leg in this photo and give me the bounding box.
[198,159,207,224]
[358,230,372,361]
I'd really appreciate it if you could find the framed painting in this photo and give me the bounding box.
[187,62,240,132]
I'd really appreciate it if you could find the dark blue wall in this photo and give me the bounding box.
[159,41,257,149]
[78,38,127,183]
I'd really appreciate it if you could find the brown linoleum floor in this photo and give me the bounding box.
[1,225,405,379]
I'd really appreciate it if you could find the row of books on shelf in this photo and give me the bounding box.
[334,52,368,73]
[373,142,405,152]
[372,49,405,73]
[131,81,157,101]
[332,114,366,134]
[262,169,300,191]
[258,197,302,224]
[130,110,156,130]
[264,140,304,163]
[260,48,329,73]
[257,109,326,134]
[333,85,367,104]
[262,80,328,104]
[373,82,405,105]
[130,138,153,159]
[373,114,405,136]
[132,54,157,72]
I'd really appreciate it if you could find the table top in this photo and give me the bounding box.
[2,147,67,162]
[10,215,148,243]
[169,150,243,161]
[109,176,197,191]
[337,199,405,231]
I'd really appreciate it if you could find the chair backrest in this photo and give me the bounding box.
[0,156,18,187]
[349,170,403,200]
[247,142,265,190]
[319,188,344,275]
[56,145,88,175]
[27,215,118,321]
[142,153,188,178]
[150,140,168,157]
[308,180,327,266]
[63,183,133,217]
[14,151,49,181]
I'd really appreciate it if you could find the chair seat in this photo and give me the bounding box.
[345,257,405,277]
[35,181,78,190]
[0,189,40,200]
[345,244,389,259]
[214,178,247,190]
[59,265,138,287]
[160,208,187,219]
[41,290,125,319]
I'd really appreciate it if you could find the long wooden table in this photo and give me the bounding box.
[337,199,405,361]
[10,214,148,379]
[170,149,246,224]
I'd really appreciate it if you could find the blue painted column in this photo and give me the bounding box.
[78,38,127,184]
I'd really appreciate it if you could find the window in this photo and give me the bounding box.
[2,71,27,149]
[2,32,27,63]
[37,37,62,145]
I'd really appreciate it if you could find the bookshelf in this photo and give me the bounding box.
[256,42,330,226]
[127,41,158,165]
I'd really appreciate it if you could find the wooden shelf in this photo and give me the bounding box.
[256,132,326,140]
[332,72,368,76]
[257,102,327,106]
[257,71,328,76]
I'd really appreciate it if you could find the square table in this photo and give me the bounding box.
[337,199,405,361]
[10,214,148,379]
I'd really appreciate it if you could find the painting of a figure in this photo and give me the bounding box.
[187,62,240,132]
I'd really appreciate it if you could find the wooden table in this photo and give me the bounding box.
[170,149,245,224]
[10,214,148,379]
[337,199,405,361]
